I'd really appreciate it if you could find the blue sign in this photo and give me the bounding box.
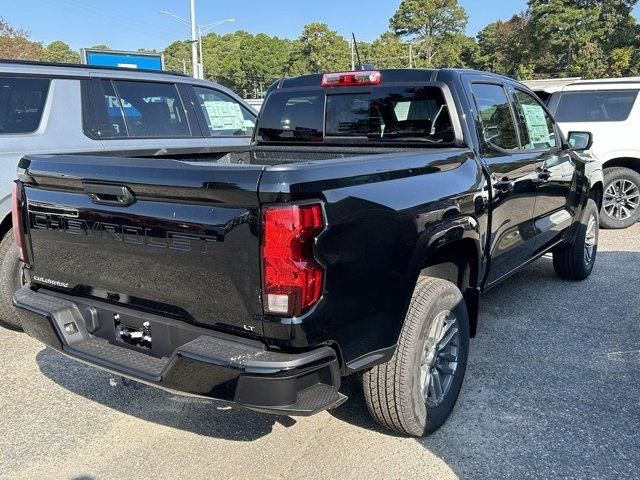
[83,49,164,71]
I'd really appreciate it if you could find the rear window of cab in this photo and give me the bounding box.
[257,86,456,145]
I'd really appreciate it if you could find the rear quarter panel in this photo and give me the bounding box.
[258,149,487,363]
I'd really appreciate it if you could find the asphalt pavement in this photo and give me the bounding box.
[1,225,638,480]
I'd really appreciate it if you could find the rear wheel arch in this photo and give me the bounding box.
[417,229,482,338]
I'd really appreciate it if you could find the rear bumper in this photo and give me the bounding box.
[13,285,346,416]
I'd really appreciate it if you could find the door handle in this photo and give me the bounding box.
[494,179,514,193]
[83,183,136,207]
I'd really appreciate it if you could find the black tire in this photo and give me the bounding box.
[362,277,469,437]
[600,167,640,229]
[0,230,24,331]
[553,199,599,281]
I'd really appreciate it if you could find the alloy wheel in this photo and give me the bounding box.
[584,214,598,266]
[419,310,459,407]
[603,179,640,221]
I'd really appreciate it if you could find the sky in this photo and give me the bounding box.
[1,0,639,52]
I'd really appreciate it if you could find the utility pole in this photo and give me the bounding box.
[408,43,414,69]
[189,0,199,78]
[160,8,234,80]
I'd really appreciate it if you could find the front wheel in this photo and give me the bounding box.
[553,199,599,281]
[600,167,640,229]
[362,277,469,437]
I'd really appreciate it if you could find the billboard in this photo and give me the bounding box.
[81,48,164,71]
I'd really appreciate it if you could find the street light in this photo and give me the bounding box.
[198,19,235,79]
[159,9,235,79]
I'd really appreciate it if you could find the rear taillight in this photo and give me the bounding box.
[321,70,381,88]
[11,182,28,263]
[262,203,325,317]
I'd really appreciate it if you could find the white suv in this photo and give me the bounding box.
[531,78,640,229]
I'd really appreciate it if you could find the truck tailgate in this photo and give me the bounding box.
[20,154,265,335]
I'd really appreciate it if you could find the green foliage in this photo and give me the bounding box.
[41,40,80,64]
[527,0,640,77]
[363,32,410,68]
[289,23,350,74]
[390,0,468,66]
[0,16,42,60]
[476,15,532,77]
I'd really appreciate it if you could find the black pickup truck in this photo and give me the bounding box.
[11,68,603,437]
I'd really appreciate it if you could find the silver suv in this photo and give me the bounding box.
[0,60,257,330]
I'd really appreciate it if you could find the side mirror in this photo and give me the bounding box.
[567,131,593,151]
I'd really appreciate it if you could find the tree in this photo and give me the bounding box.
[389,0,468,66]
[41,40,80,64]
[0,17,42,60]
[476,15,533,77]
[163,40,192,75]
[289,23,350,74]
[527,0,640,77]
[364,32,410,68]
[528,0,603,75]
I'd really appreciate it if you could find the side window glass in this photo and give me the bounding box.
[0,77,50,134]
[98,80,127,138]
[193,86,255,137]
[514,90,557,150]
[555,90,638,122]
[470,83,519,151]
[111,81,190,138]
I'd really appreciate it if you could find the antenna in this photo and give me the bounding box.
[352,33,363,70]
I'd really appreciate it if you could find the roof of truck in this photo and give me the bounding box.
[270,68,525,91]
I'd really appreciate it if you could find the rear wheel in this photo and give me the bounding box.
[362,277,469,437]
[0,230,24,331]
[600,167,640,229]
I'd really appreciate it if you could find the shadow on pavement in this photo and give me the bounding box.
[35,348,296,441]
[332,251,640,478]
[35,251,639,474]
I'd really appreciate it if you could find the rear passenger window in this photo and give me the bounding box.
[94,80,190,138]
[193,86,255,137]
[0,77,50,134]
[471,83,519,151]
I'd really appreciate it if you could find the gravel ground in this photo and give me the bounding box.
[1,225,638,480]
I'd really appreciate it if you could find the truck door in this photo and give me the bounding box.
[467,81,541,285]
[510,87,575,251]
